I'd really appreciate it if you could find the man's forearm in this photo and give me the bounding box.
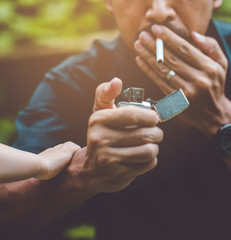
[0,148,95,237]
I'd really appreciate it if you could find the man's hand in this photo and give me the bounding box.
[69,78,163,194]
[134,24,231,139]
[86,106,162,193]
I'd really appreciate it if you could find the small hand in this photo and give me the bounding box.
[37,142,81,180]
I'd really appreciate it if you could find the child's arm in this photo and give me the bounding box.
[0,142,80,183]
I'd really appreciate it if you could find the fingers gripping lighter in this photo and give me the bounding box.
[118,88,189,122]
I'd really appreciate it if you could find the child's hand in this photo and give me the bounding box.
[37,142,81,180]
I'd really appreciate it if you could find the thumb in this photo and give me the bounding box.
[93,77,123,112]
[191,31,228,70]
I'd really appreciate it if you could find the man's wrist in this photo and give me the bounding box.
[215,123,231,159]
[204,96,231,139]
[58,147,98,200]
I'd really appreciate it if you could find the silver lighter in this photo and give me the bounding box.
[117,87,189,122]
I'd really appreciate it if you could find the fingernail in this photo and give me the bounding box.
[140,31,152,43]
[112,77,120,82]
[134,40,144,51]
[192,32,205,42]
[135,56,144,66]
[105,82,110,91]
[152,25,163,36]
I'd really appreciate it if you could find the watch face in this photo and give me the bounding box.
[221,127,231,155]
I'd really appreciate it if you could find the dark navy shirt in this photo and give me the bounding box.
[14,20,231,240]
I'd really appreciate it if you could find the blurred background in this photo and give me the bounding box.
[0,0,231,239]
[0,0,117,146]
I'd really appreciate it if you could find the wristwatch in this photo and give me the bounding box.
[215,123,231,158]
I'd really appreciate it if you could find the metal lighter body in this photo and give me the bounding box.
[117,87,189,122]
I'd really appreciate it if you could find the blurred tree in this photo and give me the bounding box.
[0,0,116,55]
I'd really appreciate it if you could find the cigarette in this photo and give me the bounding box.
[156,38,164,64]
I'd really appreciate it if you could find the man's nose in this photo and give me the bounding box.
[145,0,176,23]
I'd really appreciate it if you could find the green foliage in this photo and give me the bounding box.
[0,0,115,54]
[0,118,15,144]
[63,224,95,240]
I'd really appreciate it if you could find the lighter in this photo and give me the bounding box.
[117,87,189,122]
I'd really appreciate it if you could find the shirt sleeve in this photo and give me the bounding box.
[13,56,97,153]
